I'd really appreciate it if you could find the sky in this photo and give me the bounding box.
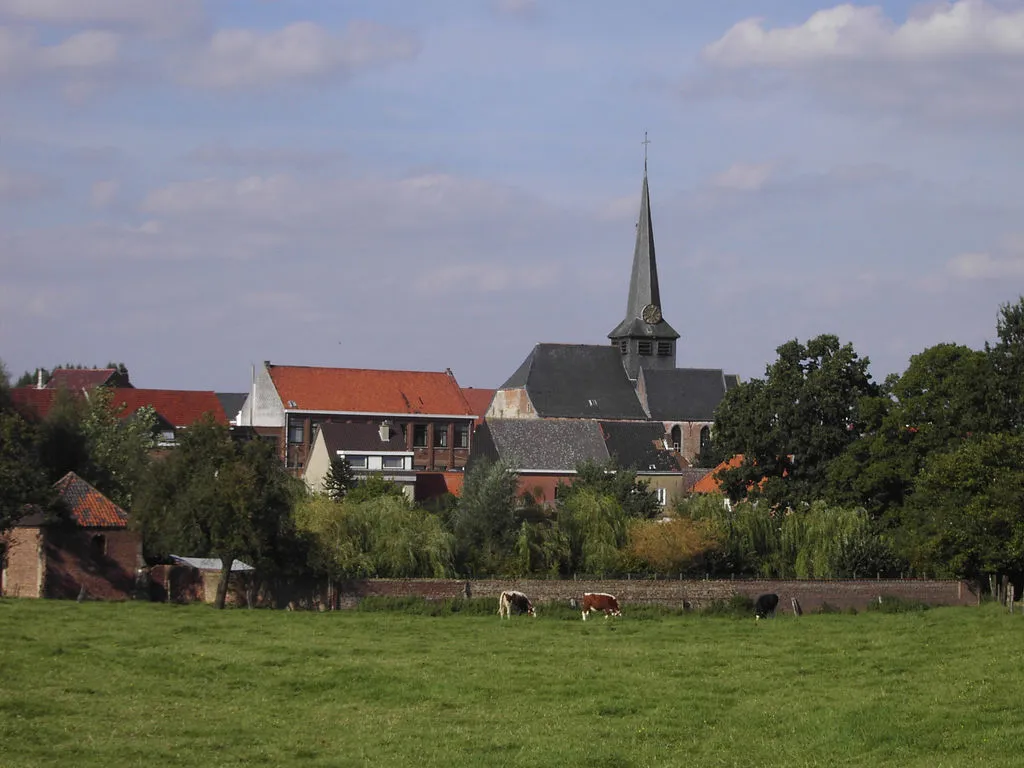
[1,0,1022,393]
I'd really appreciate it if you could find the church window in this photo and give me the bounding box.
[700,426,711,455]
[657,341,673,356]
[638,340,653,356]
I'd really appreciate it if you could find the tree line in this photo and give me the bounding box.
[2,296,1022,603]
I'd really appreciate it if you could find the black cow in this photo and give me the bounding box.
[754,593,779,620]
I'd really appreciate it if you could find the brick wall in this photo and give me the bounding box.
[44,527,143,600]
[333,577,979,613]
[1,527,45,598]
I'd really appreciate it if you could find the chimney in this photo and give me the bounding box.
[36,368,43,389]
[379,420,392,442]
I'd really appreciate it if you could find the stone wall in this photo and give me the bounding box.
[334,577,979,613]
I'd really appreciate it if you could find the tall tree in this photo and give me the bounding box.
[987,296,1024,433]
[828,343,997,516]
[0,360,53,533]
[450,458,519,575]
[557,460,661,520]
[81,387,157,510]
[712,334,877,507]
[322,456,357,500]
[134,418,302,608]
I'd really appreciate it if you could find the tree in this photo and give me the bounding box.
[80,387,157,510]
[450,458,520,575]
[624,516,721,576]
[134,418,302,608]
[557,460,661,520]
[987,296,1024,433]
[557,487,628,575]
[346,473,407,504]
[712,335,877,508]
[322,456,357,500]
[0,411,52,535]
[294,494,452,579]
[901,433,1024,582]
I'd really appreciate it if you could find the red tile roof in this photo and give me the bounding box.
[691,455,745,494]
[10,388,60,421]
[54,472,129,528]
[109,389,227,427]
[269,365,474,416]
[46,368,120,390]
[461,388,496,424]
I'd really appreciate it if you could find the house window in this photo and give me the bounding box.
[433,424,449,448]
[657,341,673,357]
[346,455,368,469]
[638,340,653,356]
[382,456,404,470]
[656,488,668,506]
[287,418,304,444]
[413,425,428,447]
[455,423,470,448]
[160,429,175,443]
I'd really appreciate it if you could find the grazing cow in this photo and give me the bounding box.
[498,590,536,618]
[754,593,779,620]
[580,592,621,621]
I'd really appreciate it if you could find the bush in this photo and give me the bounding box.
[866,595,930,614]
[699,594,754,618]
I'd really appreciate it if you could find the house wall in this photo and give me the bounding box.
[237,363,285,429]
[1,527,45,598]
[44,527,143,600]
[285,414,472,475]
[637,474,692,508]
[516,474,575,505]
[487,388,537,419]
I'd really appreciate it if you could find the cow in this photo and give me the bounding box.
[498,590,536,618]
[754,593,779,620]
[580,592,621,621]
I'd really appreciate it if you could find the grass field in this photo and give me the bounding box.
[2,599,1023,768]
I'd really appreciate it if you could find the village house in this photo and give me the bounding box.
[1,472,142,600]
[236,362,477,477]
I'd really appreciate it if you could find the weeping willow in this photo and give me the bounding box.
[680,495,892,578]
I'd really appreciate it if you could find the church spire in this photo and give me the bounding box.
[608,140,680,380]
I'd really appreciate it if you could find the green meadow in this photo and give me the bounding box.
[1,599,1022,768]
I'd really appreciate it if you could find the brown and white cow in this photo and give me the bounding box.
[498,590,536,618]
[580,592,621,620]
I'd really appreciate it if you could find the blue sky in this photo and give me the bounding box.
[2,0,1022,391]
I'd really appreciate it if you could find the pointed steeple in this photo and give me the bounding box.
[608,150,680,380]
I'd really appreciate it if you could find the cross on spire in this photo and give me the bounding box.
[642,131,650,170]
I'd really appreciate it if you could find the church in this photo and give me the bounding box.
[483,160,738,468]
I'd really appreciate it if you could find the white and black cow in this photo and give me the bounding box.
[754,593,779,620]
[498,590,536,618]
[580,592,621,621]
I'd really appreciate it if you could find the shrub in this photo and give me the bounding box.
[866,595,930,614]
[699,594,754,618]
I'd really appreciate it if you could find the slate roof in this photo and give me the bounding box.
[110,389,227,427]
[54,472,129,528]
[478,418,610,472]
[599,421,682,472]
[216,393,248,424]
[499,344,648,420]
[607,171,680,341]
[316,421,410,454]
[642,368,732,422]
[268,365,474,416]
[46,368,128,390]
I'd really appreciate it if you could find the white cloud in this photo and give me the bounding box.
[709,162,776,192]
[179,20,419,89]
[89,179,118,209]
[0,26,120,79]
[704,1,1024,67]
[947,240,1024,279]
[494,0,541,22]
[415,262,559,294]
[0,0,204,34]
[185,142,346,171]
[0,167,56,202]
[698,1,1024,126]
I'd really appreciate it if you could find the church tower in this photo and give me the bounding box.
[608,158,680,381]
